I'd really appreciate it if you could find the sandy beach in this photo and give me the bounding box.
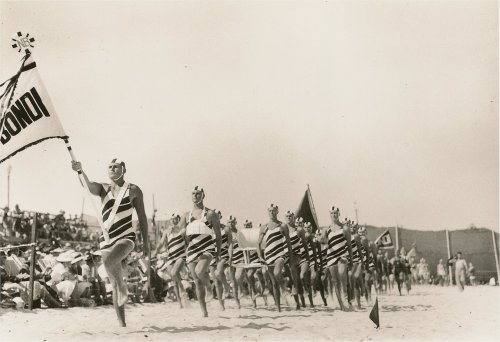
[1,285,499,342]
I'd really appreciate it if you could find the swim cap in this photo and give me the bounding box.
[192,186,205,198]
[109,158,126,172]
[268,204,279,212]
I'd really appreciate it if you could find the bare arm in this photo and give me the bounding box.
[179,213,190,248]
[281,224,295,266]
[131,185,149,258]
[70,161,104,196]
[343,225,353,268]
[155,229,168,255]
[308,235,318,267]
[208,210,221,260]
[298,229,310,262]
[257,225,266,262]
[370,242,378,269]
[226,227,234,264]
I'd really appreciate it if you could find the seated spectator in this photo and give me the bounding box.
[124,256,144,303]
[88,251,110,306]
[1,255,63,309]
[78,254,91,281]
[48,253,77,306]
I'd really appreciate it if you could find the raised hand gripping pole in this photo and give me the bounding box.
[63,138,110,243]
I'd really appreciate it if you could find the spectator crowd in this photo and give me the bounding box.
[1,205,99,244]
[0,207,196,310]
[0,238,192,310]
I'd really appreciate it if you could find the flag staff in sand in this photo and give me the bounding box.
[180,186,221,317]
[71,158,150,327]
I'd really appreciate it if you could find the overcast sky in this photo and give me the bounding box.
[0,1,497,231]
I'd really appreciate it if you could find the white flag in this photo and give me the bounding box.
[0,54,67,164]
[374,229,394,249]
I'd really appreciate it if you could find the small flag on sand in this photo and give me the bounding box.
[369,297,380,328]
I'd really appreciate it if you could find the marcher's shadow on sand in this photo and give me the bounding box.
[130,322,290,334]
[221,314,311,320]
[405,291,444,296]
[244,306,320,314]
[237,322,290,331]
[308,306,339,314]
[381,304,433,312]
[130,325,231,334]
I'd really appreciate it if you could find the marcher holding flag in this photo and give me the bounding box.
[71,159,150,327]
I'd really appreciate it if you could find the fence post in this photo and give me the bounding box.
[446,229,453,286]
[28,213,37,310]
[395,225,399,254]
[492,227,500,285]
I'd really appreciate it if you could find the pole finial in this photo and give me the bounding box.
[11,32,35,55]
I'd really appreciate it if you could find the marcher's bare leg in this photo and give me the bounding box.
[102,240,135,327]
[167,259,186,308]
[267,265,281,312]
[188,254,212,317]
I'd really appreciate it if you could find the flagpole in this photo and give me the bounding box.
[7,164,11,208]
[395,223,399,255]
[354,201,359,224]
[28,213,37,310]
[446,229,453,286]
[491,226,499,284]
[152,194,157,247]
[80,197,85,218]
[63,138,108,241]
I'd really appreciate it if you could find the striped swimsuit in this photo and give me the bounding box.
[360,243,375,270]
[246,229,260,264]
[368,244,376,270]
[289,228,307,266]
[349,236,362,264]
[326,226,348,267]
[210,228,229,266]
[317,243,328,272]
[249,250,260,264]
[231,231,244,265]
[307,236,316,269]
[186,207,216,264]
[263,224,286,266]
[164,227,186,267]
[99,184,135,250]
[220,227,229,260]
